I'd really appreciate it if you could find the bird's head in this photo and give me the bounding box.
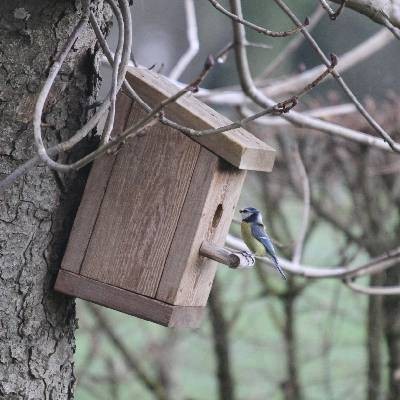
[239,207,262,223]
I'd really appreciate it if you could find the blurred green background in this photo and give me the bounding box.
[77,1,400,399]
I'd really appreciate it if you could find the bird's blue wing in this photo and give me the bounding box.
[251,223,276,257]
[251,223,287,280]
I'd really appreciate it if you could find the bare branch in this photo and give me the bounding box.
[344,279,400,295]
[258,5,325,79]
[201,28,393,102]
[33,0,132,172]
[226,0,397,158]
[226,234,400,282]
[169,0,199,81]
[291,143,311,265]
[100,0,125,144]
[240,103,356,126]
[330,0,400,30]
[273,0,400,152]
[208,0,309,37]
[318,0,347,20]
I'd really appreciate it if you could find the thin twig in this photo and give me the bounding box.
[203,28,393,102]
[258,5,325,79]
[33,2,91,170]
[273,0,400,152]
[51,56,216,171]
[33,0,132,172]
[100,0,125,144]
[208,0,309,37]
[239,103,356,126]
[382,18,400,40]
[318,0,347,20]
[226,0,397,156]
[214,40,271,65]
[0,59,295,190]
[291,142,311,265]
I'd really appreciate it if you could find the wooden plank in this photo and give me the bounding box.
[156,148,246,306]
[126,67,275,172]
[80,101,201,297]
[54,270,205,328]
[62,93,133,273]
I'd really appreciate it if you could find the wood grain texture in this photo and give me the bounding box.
[62,93,133,273]
[199,241,255,269]
[156,148,246,306]
[126,67,275,172]
[55,270,205,328]
[80,101,201,297]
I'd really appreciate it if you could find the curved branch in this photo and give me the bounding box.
[208,0,309,37]
[319,0,347,20]
[330,0,400,29]
[100,0,125,144]
[169,0,199,81]
[200,28,393,103]
[226,234,400,281]
[273,0,400,152]
[344,279,400,295]
[33,0,132,172]
[291,144,311,265]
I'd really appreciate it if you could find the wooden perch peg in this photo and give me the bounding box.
[199,241,255,269]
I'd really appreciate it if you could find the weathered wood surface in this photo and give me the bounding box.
[156,150,246,306]
[62,94,133,273]
[126,67,275,172]
[55,270,205,328]
[56,68,269,326]
[80,101,201,297]
[199,241,255,269]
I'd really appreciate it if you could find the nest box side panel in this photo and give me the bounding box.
[79,102,201,297]
[156,148,246,307]
[61,94,133,274]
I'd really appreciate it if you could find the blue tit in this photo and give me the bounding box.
[239,207,286,280]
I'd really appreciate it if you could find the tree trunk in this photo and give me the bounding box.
[366,274,384,400]
[282,293,302,400]
[383,267,400,400]
[209,278,236,400]
[0,1,110,398]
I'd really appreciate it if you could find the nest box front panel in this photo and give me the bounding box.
[156,149,246,307]
[79,103,201,297]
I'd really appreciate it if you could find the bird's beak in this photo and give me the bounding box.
[239,209,244,213]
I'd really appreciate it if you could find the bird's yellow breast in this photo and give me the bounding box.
[241,222,266,256]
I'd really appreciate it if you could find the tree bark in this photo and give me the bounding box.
[0,1,110,398]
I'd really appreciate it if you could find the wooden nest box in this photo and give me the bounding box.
[55,67,275,328]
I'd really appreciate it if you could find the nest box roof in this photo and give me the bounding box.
[126,67,276,172]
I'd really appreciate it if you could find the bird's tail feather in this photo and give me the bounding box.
[272,256,287,280]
